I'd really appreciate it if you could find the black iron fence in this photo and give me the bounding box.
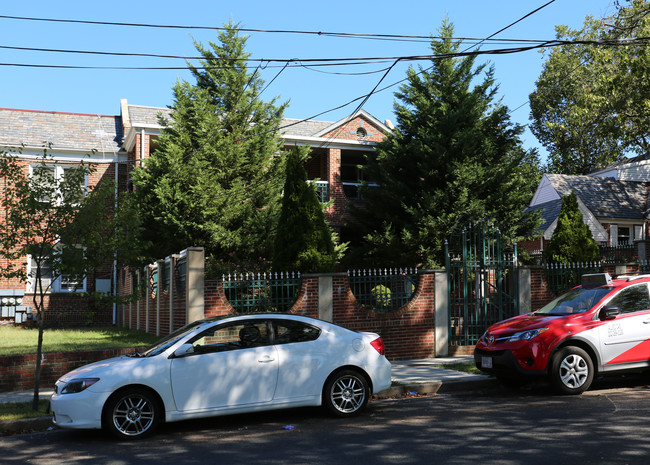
[348,268,419,314]
[222,272,302,314]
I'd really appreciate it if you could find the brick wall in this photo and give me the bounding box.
[0,158,119,327]
[0,347,144,393]
[203,272,438,361]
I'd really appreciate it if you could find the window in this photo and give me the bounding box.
[189,321,270,354]
[618,226,631,245]
[634,225,644,241]
[341,151,377,201]
[272,320,321,344]
[608,284,650,314]
[27,256,52,293]
[26,246,87,294]
[29,164,87,205]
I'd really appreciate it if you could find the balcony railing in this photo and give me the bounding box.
[307,180,329,203]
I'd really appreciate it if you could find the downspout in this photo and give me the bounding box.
[113,160,118,325]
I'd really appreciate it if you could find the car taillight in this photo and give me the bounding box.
[370,337,385,355]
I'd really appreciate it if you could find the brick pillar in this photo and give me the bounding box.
[434,270,448,357]
[185,247,205,324]
[326,148,345,225]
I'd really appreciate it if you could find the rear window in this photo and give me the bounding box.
[273,320,321,344]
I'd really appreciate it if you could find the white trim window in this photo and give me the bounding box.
[26,249,87,294]
[29,163,88,205]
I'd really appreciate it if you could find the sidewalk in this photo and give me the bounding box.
[0,356,496,435]
[382,355,497,396]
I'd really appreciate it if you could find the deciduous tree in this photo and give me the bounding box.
[0,149,144,409]
[529,0,650,174]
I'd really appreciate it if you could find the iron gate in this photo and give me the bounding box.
[446,221,518,347]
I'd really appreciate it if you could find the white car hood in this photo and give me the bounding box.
[57,355,140,382]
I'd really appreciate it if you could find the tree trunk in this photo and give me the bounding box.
[32,311,45,411]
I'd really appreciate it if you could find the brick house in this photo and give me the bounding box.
[119,99,391,239]
[0,107,127,325]
[0,100,391,324]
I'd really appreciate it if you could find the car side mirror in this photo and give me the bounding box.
[599,306,621,320]
[172,343,195,358]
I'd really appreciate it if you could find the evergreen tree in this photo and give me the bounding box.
[132,23,287,270]
[273,146,336,272]
[545,192,600,264]
[349,19,540,268]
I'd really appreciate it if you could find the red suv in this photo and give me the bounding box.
[474,273,650,394]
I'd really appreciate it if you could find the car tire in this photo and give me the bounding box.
[323,369,370,417]
[550,346,594,395]
[103,387,162,439]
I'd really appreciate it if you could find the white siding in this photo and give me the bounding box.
[529,174,561,207]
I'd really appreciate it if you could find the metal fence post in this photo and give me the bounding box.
[435,269,449,357]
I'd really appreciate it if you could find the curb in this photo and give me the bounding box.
[375,378,499,399]
[0,416,53,436]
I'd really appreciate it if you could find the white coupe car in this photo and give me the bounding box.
[50,314,392,439]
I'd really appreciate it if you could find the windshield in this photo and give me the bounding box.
[141,320,206,357]
[535,286,612,316]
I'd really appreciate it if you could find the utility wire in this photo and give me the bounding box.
[0,38,647,70]
[0,14,571,44]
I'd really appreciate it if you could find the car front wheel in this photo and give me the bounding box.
[103,387,161,439]
[323,369,370,417]
[550,346,594,395]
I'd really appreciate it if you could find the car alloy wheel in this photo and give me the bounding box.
[104,388,161,439]
[550,346,594,395]
[324,369,369,417]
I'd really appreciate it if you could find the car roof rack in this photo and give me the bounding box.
[618,274,650,282]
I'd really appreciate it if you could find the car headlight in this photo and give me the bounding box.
[59,378,100,394]
[505,328,548,343]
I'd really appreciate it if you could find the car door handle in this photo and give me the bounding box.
[258,355,275,363]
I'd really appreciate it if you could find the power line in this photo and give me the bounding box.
[0,38,648,71]
[0,14,568,44]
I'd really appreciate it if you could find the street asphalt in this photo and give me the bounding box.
[0,355,497,435]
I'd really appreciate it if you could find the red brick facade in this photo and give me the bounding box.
[0,149,122,327]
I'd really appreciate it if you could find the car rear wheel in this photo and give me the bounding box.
[323,369,369,417]
[103,387,161,439]
[550,346,594,395]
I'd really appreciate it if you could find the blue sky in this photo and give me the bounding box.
[0,1,617,158]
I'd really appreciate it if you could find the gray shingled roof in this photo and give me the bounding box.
[546,174,648,220]
[127,105,172,127]
[126,104,333,138]
[280,118,333,137]
[526,199,563,232]
[0,108,122,153]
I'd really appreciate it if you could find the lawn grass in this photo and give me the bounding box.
[0,325,161,421]
[0,325,160,356]
[0,400,50,421]
[440,361,482,375]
